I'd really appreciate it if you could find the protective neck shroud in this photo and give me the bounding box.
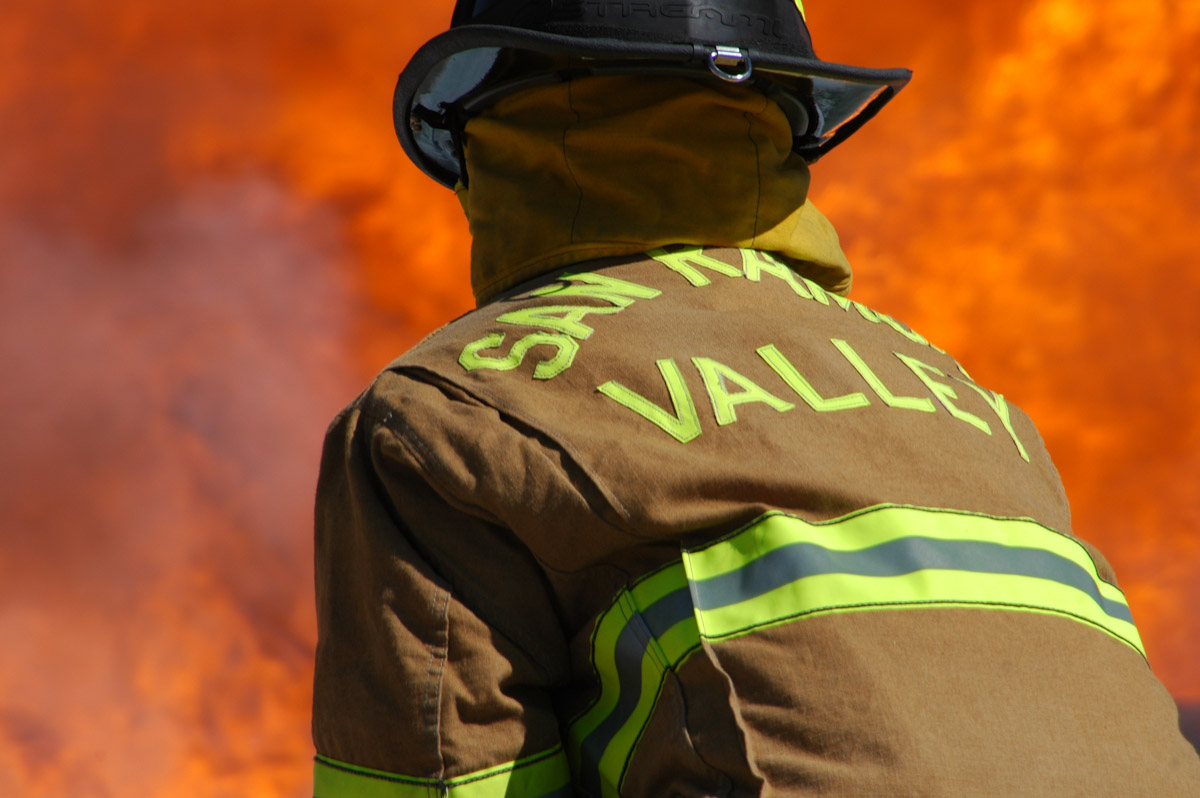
[457,75,852,305]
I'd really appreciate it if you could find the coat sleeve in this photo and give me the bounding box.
[311,378,573,797]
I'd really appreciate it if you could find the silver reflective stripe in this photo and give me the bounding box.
[569,506,1144,797]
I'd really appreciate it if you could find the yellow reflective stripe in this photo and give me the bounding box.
[629,562,698,665]
[684,507,1100,585]
[568,594,638,761]
[681,508,1144,658]
[314,745,571,798]
[655,614,700,665]
[570,596,670,798]
[695,569,1141,653]
[629,560,686,608]
[569,507,1145,798]
[596,647,666,797]
[568,562,696,797]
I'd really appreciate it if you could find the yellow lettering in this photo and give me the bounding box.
[597,359,702,443]
[758,344,870,412]
[954,379,1031,462]
[530,272,661,308]
[825,292,851,311]
[820,289,879,323]
[832,339,936,413]
[692,357,795,425]
[797,277,942,354]
[897,354,991,434]
[459,332,580,380]
[800,277,831,305]
[878,312,931,347]
[740,250,812,298]
[852,301,882,324]
[496,305,621,339]
[648,246,742,287]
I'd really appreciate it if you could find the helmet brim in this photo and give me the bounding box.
[394,25,912,188]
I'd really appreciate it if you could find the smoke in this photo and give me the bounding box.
[0,4,397,793]
[0,177,350,796]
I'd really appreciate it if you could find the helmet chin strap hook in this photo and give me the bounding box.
[708,46,753,83]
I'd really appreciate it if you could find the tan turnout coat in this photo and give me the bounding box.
[313,247,1200,797]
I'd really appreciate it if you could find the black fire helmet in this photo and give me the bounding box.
[394,0,913,188]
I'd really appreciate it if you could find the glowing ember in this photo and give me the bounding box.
[0,0,1195,794]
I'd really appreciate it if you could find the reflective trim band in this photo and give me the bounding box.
[568,506,1145,797]
[683,507,1143,657]
[313,744,571,798]
[568,563,695,798]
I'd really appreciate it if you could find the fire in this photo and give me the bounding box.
[811,0,1200,702]
[0,1,1195,795]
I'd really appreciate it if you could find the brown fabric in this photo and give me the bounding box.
[702,610,1197,796]
[374,252,1071,573]
[313,248,1200,794]
[618,673,738,798]
[312,394,566,779]
[457,76,852,305]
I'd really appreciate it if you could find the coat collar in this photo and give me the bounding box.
[456,75,852,305]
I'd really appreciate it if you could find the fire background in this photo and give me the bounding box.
[1,0,1197,795]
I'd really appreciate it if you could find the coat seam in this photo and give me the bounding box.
[424,584,451,784]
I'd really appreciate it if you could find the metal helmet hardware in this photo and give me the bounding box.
[394,0,913,188]
[708,46,753,83]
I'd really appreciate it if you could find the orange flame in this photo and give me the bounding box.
[812,0,1200,702]
[1,0,1196,794]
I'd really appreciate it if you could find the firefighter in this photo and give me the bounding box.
[312,1,1200,795]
